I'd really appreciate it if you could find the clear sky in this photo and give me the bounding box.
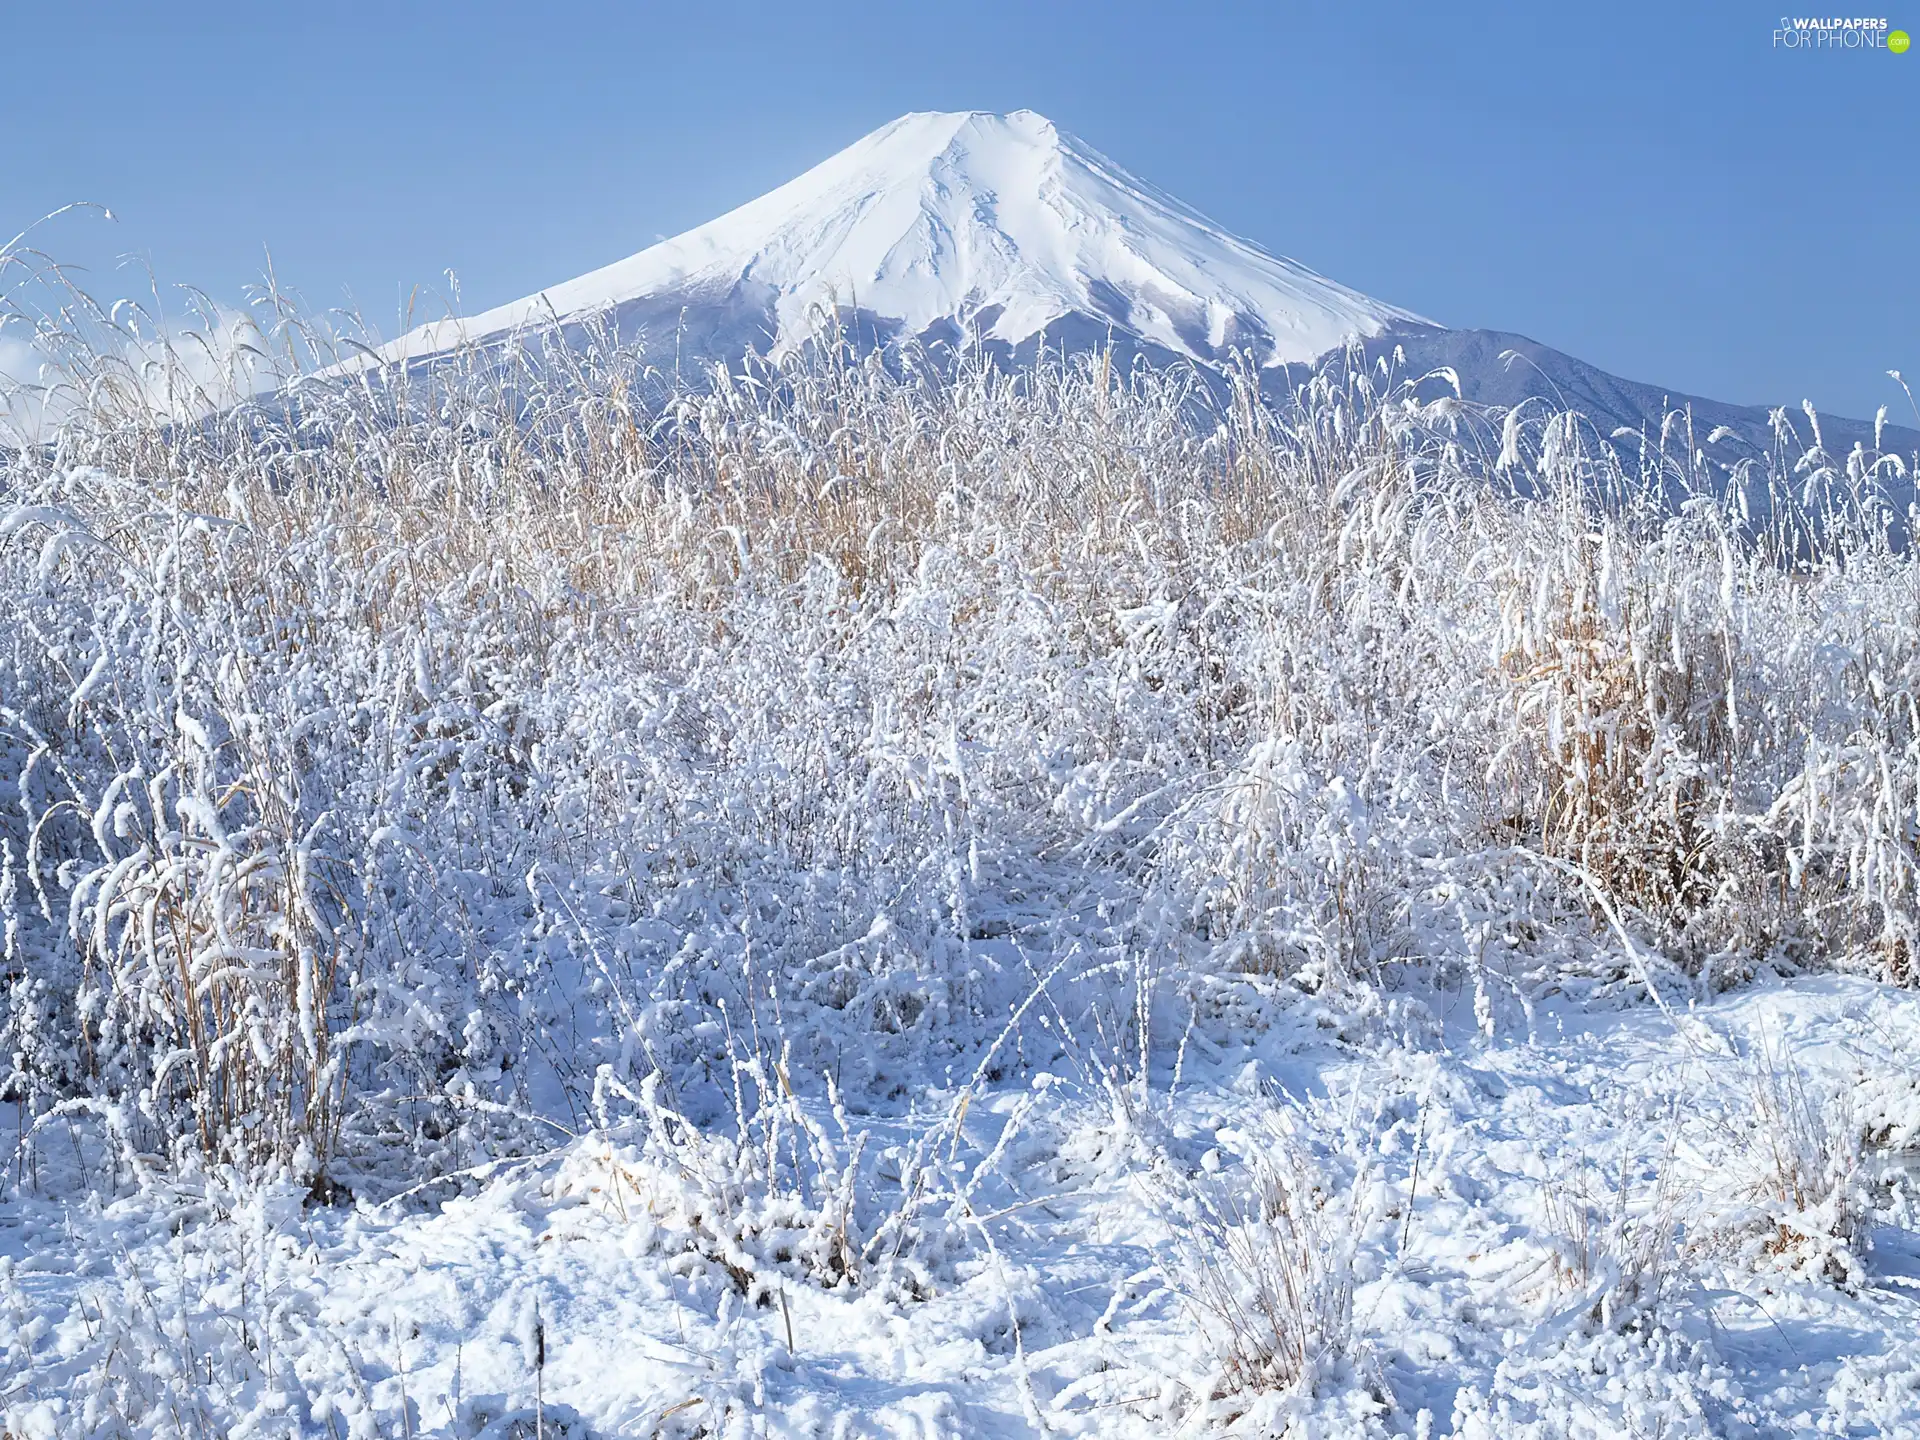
[4,1,1914,420]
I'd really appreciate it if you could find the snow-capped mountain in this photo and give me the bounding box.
[379,109,1913,461]
[380,109,1429,374]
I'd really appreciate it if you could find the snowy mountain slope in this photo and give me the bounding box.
[377,109,1430,373]
[1317,323,1920,470]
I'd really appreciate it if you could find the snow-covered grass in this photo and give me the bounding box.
[1165,1106,1374,1404]
[4,284,1920,1434]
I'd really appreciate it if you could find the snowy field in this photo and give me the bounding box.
[6,975,1920,1437]
[4,321,1920,1437]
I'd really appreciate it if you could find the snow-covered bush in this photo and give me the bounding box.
[1535,1150,1684,1331]
[1162,1105,1379,1411]
[1697,1040,1869,1289]
[584,1044,971,1307]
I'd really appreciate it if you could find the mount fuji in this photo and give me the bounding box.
[386,110,1426,373]
[381,109,1912,461]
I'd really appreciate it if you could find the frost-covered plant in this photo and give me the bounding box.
[1495,519,1741,929]
[1535,1150,1684,1331]
[588,1050,956,1305]
[1707,1041,1867,1289]
[2,251,1920,1196]
[1168,1114,1371,1401]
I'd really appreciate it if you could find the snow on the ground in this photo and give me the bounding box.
[6,973,1919,1438]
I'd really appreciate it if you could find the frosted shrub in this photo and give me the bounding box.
[1495,519,1739,922]
[1166,1111,1372,1402]
[0,497,355,1172]
[1536,1153,1684,1330]
[1704,1042,1868,1289]
[586,1053,963,1307]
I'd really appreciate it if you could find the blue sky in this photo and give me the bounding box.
[4,2,1914,419]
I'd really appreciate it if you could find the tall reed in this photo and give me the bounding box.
[1,258,1916,1180]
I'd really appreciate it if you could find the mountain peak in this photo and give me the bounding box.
[383,109,1429,370]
